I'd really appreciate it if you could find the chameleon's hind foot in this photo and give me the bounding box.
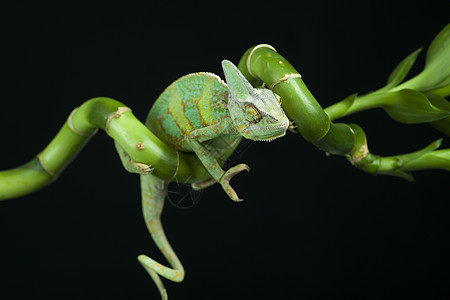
[219,163,250,202]
[135,163,154,175]
[192,178,216,190]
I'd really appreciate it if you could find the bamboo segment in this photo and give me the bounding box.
[238,45,331,142]
[0,158,54,199]
[0,97,211,200]
[237,42,449,176]
[237,45,356,155]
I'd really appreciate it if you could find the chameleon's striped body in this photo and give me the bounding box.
[146,72,241,156]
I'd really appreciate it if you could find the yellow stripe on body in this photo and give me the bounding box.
[197,76,215,126]
[168,86,194,134]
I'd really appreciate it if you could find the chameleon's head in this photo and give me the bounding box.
[222,59,289,141]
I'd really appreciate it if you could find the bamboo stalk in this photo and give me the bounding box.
[237,45,356,155]
[0,97,211,200]
[237,43,449,177]
[1,25,449,200]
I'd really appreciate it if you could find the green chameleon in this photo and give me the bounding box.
[114,59,289,299]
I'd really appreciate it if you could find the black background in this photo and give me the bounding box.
[0,1,449,299]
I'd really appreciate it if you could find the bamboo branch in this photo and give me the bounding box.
[0,97,211,200]
[1,25,449,200]
[236,24,449,178]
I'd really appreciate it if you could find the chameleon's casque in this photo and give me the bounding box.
[145,60,289,156]
[221,60,290,142]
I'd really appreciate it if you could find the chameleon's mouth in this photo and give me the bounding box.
[255,131,286,142]
[252,119,289,142]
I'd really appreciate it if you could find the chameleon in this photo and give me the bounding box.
[114,59,290,299]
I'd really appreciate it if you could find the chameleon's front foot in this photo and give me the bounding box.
[219,163,250,202]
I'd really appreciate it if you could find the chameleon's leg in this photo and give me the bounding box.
[138,174,185,300]
[192,177,216,190]
[219,163,250,200]
[187,121,249,201]
[190,143,222,191]
[114,141,153,174]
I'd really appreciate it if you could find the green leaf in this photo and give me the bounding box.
[385,48,422,89]
[427,93,450,135]
[388,169,414,181]
[417,150,450,171]
[380,139,446,180]
[422,23,450,90]
[383,89,449,124]
[401,138,443,163]
[426,82,450,97]
[426,23,450,68]
[430,117,450,136]
[339,93,357,114]
[392,24,450,92]
[400,142,450,172]
[426,92,450,111]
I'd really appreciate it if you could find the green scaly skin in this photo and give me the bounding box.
[142,59,289,202]
[116,59,289,202]
[114,59,289,299]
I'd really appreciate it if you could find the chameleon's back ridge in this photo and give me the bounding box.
[146,72,230,151]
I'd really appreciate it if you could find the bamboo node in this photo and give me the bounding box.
[168,151,180,182]
[348,144,369,165]
[246,44,277,78]
[36,154,57,178]
[105,107,132,135]
[269,73,302,90]
[68,107,98,137]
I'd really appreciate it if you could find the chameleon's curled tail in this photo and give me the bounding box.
[138,174,185,300]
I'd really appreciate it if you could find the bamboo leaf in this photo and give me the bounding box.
[430,116,450,136]
[393,139,442,179]
[389,169,414,181]
[426,23,450,68]
[340,93,357,113]
[426,92,450,111]
[383,89,449,124]
[422,23,450,90]
[418,150,450,171]
[400,138,443,163]
[401,146,450,172]
[385,48,422,88]
[376,140,448,179]
[426,83,450,97]
[426,92,450,135]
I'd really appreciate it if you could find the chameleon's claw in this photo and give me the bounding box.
[219,163,250,202]
[288,120,298,133]
[135,163,154,175]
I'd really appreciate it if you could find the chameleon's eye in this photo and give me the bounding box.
[244,104,262,123]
